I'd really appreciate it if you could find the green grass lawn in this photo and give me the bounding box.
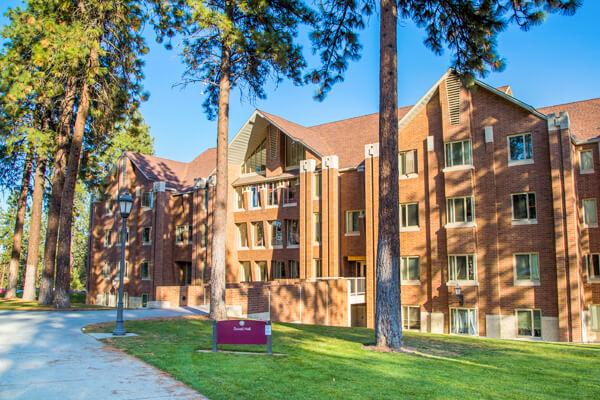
[0,292,108,310]
[86,317,600,399]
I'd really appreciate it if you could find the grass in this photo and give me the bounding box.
[0,292,108,311]
[86,317,600,399]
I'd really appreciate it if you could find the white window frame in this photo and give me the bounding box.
[448,254,477,284]
[402,305,421,331]
[270,220,283,249]
[250,184,262,209]
[444,140,473,170]
[142,226,152,245]
[252,221,265,249]
[513,253,540,286]
[585,254,600,282]
[590,305,600,331]
[400,203,419,231]
[511,192,537,225]
[237,223,249,249]
[445,196,476,228]
[116,228,130,246]
[345,210,362,236]
[580,150,594,174]
[286,219,300,248]
[266,183,279,208]
[255,261,268,282]
[583,198,598,228]
[398,150,418,179]
[235,187,245,210]
[515,309,542,339]
[450,308,478,336]
[140,261,151,280]
[282,180,298,207]
[400,256,420,285]
[507,132,534,166]
[141,191,153,209]
[239,261,251,282]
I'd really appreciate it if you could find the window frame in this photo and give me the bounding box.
[513,253,540,286]
[402,305,421,331]
[103,262,110,280]
[314,213,321,244]
[104,231,112,247]
[252,221,265,248]
[235,187,245,210]
[345,210,362,235]
[142,226,152,245]
[239,261,251,282]
[580,150,594,174]
[400,256,420,284]
[511,192,537,224]
[448,254,477,284]
[282,180,298,206]
[314,173,322,199]
[289,260,299,279]
[590,305,600,331]
[250,184,262,209]
[141,191,153,209]
[515,309,542,339]
[585,254,600,282]
[444,140,472,169]
[507,132,534,166]
[400,203,419,231]
[237,223,249,249]
[270,220,283,248]
[446,196,475,227]
[140,261,151,280]
[272,260,286,279]
[450,308,478,336]
[255,261,268,281]
[285,136,303,170]
[116,227,130,246]
[286,219,300,247]
[267,183,279,207]
[398,150,418,178]
[583,198,598,228]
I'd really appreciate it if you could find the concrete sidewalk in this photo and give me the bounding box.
[0,308,208,400]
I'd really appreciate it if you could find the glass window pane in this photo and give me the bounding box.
[528,194,537,220]
[516,254,530,280]
[408,204,418,226]
[409,307,420,330]
[581,151,594,171]
[456,256,467,280]
[400,258,407,281]
[518,310,532,336]
[584,200,597,225]
[513,194,528,219]
[447,199,454,223]
[352,212,360,232]
[525,134,533,159]
[399,153,406,175]
[446,144,452,167]
[464,141,472,165]
[409,258,419,280]
[593,255,600,277]
[458,309,469,334]
[533,310,542,337]
[469,310,477,335]
[455,198,465,222]
[531,254,540,281]
[452,142,463,166]
[449,257,456,280]
[466,197,473,222]
[402,306,409,329]
[510,135,524,161]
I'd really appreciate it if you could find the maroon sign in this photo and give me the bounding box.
[216,320,268,345]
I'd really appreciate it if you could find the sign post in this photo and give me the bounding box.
[212,319,272,355]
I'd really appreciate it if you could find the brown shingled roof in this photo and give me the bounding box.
[538,98,600,142]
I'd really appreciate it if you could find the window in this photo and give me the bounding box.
[511,193,537,222]
[590,305,600,331]
[314,174,322,198]
[508,133,533,164]
[199,224,207,248]
[250,185,262,208]
[399,150,417,176]
[289,260,299,279]
[142,227,151,245]
[446,197,475,225]
[285,136,303,168]
[283,180,297,205]
[448,255,476,282]
[270,220,283,247]
[122,261,129,279]
[103,263,110,279]
[202,262,208,284]
[240,261,251,282]
[142,293,149,308]
[175,225,191,245]
[314,259,322,278]
[235,188,244,210]
[515,254,540,283]
[272,261,286,279]
[140,261,150,280]
[267,183,278,206]
[314,213,321,243]
[580,150,594,173]
[400,203,419,229]
[445,140,472,167]
[516,309,542,338]
[117,228,129,245]
[400,257,420,282]
[583,199,598,227]
[286,219,299,246]
[242,138,266,174]
[256,261,268,281]
[345,210,362,234]
[585,254,600,281]
[104,231,112,247]
[141,191,153,208]
[450,308,478,335]
[253,221,265,248]
[184,263,192,285]
[237,223,248,249]
[402,306,421,330]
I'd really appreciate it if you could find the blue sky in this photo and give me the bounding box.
[2,1,599,164]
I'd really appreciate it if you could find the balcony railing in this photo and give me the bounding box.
[348,277,366,296]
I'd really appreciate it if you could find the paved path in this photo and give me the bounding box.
[0,308,208,400]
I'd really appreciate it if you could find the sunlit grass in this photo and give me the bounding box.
[87,317,600,399]
[0,292,108,310]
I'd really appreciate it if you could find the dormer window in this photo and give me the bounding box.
[242,138,266,175]
[285,136,303,169]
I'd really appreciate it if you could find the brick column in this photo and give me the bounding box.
[321,156,340,278]
[300,159,316,279]
[364,144,379,329]
[152,181,167,300]
[548,112,583,342]
[192,178,208,286]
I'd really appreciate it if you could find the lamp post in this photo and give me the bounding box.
[454,284,464,306]
[113,192,133,336]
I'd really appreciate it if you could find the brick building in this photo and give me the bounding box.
[87,70,600,342]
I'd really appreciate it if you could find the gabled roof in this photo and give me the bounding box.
[538,98,600,142]
[126,147,216,192]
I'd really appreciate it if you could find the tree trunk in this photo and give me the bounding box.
[38,81,76,305]
[54,77,92,309]
[209,40,232,321]
[22,158,47,301]
[5,148,34,299]
[375,0,402,349]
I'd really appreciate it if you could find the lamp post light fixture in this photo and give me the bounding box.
[113,192,133,336]
[454,284,464,306]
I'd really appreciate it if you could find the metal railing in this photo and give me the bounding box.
[348,277,366,296]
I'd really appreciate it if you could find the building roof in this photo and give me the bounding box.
[126,147,216,191]
[538,98,600,142]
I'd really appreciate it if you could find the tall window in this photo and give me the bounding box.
[580,150,594,173]
[256,261,268,281]
[184,263,192,285]
[142,191,153,208]
[345,210,362,234]
[250,185,262,208]
[104,231,112,247]
[445,140,472,167]
[285,136,303,168]
[517,309,542,338]
[286,219,299,246]
[314,174,322,198]
[272,261,286,279]
[400,256,420,282]
[289,260,299,279]
[140,261,150,280]
[142,227,151,244]
[448,254,476,282]
[175,225,191,244]
[235,188,244,210]
[242,138,266,174]
[103,263,110,279]
[267,183,278,206]
[508,133,533,164]
[447,197,474,224]
[237,223,248,249]
[400,203,419,228]
[515,253,540,283]
[512,193,537,222]
[402,306,421,331]
[122,261,129,279]
[240,261,251,282]
[590,305,600,331]
[142,293,149,308]
[585,254,600,280]
[253,221,265,248]
[283,180,297,205]
[270,220,282,247]
[314,259,323,278]
[583,199,598,227]
[117,228,129,245]
[314,213,321,243]
[450,308,477,335]
[399,150,418,176]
